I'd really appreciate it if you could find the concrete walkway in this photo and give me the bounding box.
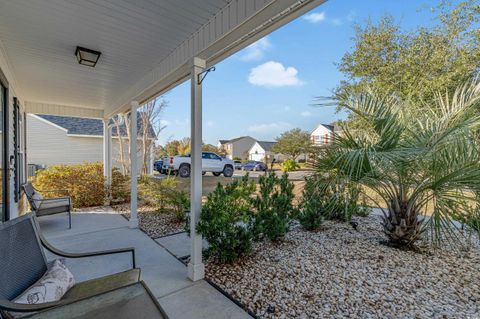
[39,212,251,319]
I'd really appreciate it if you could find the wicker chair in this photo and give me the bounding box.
[22,182,72,229]
[0,213,138,317]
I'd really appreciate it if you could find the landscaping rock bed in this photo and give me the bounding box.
[114,204,185,238]
[206,215,480,318]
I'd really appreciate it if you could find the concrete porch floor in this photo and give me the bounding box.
[38,211,251,319]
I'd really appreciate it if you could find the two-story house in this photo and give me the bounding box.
[310,124,334,146]
[217,136,256,160]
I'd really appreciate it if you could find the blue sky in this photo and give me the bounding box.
[157,0,442,145]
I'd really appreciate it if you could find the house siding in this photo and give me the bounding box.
[27,114,146,171]
[311,125,334,145]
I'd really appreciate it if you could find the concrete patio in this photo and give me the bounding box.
[38,211,251,319]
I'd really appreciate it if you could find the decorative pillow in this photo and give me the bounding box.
[6,259,75,318]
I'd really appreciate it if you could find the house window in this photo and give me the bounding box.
[13,98,25,202]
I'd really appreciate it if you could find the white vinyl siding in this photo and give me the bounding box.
[26,114,144,170]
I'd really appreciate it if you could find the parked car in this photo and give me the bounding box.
[162,152,235,178]
[242,161,267,171]
[234,160,243,170]
[154,160,163,173]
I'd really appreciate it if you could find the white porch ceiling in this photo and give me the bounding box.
[0,0,325,118]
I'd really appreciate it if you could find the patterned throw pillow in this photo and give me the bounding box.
[6,259,75,318]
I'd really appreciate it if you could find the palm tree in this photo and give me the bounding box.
[317,80,480,248]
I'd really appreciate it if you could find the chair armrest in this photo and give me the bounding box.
[39,232,136,268]
[33,185,70,196]
[0,298,70,312]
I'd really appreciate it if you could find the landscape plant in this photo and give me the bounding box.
[196,175,256,263]
[34,162,130,208]
[252,172,296,241]
[282,159,299,172]
[138,175,189,221]
[317,80,480,248]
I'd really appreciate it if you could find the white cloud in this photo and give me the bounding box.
[248,122,293,134]
[283,106,291,111]
[303,12,326,24]
[160,119,170,127]
[300,111,312,117]
[248,61,303,87]
[239,37,271,61]
[206,120,215,127]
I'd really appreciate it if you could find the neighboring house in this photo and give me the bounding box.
[248,141,287,162]
[310,123,334,146]
[27,114,154,173]
[218,136,256,160]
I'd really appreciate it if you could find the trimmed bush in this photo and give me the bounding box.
[252,172,296,241]
[196,175,256,263]
[138,175,189,221]
[297,176,327,230]
[34,162,129,208]
[282,159,299,172]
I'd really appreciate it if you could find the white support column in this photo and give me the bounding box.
[129,102,139,228]
[149,144,154,175]
[188,57,206,281]
[103,119,112,205]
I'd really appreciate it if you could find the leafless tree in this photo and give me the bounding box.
[113,96,168,175]
[138,98,167,174]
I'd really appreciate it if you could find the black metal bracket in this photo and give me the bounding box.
[197,66,216,85]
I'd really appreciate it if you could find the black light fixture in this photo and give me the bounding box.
[75,46,101,67]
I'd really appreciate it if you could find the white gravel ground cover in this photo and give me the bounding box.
[114,204,185,238]
[206,215,480,319]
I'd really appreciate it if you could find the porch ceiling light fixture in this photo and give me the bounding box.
[75,46,101,67]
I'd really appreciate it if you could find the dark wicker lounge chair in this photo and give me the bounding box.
[22,182,72,228]
[0,213,138,317]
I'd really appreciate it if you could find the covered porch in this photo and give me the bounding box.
[0,0,326,283]
[38,210,249,318]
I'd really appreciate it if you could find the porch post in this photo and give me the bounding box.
[103,119,112,183]
[188,57,205,281]
[129,101,139,228]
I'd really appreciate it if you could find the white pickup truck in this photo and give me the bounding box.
[162,152,235,178]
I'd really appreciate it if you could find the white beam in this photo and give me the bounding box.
[129,101,139,228]
[103,119,112,205]
[188,57,205,281]
[25,101,104,118]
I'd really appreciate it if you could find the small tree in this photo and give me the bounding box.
[272,128,311,160]
[113,96,167,175]
[337,1,480,124]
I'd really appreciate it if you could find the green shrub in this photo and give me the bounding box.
[34,162,129,208]
[196,175,256,263]
[297,175,370,227]
[329,183,370,221]
[138,176,189,221]
[282,159,299,172]
[297,176,327,230]
[252,172,296,241]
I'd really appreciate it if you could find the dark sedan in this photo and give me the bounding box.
[242,161,267,171]
[154,160,164,173]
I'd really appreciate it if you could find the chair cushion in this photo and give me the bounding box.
[63,268,141,301]
[37,198,70,216]
[6,259,75,318]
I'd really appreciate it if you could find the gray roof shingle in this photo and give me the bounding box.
[36,114,155,138]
